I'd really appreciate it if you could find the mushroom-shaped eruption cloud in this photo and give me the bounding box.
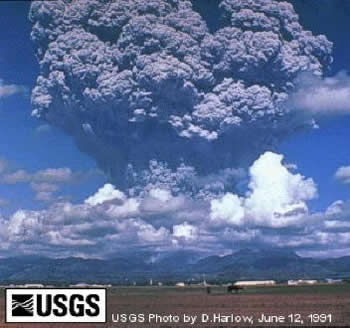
[29,0,332,194]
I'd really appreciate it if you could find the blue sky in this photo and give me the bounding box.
[0,0,349,258]
[278,0,350,212]
[0,1,106,215]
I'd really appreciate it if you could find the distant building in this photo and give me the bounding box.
[326,278,342,284]
[70,283,89,288]
[69,283,112,288]
[288,280,298,285]
[298,280,317,285]
[24,284,44,288]
[234,280,276,287]
[176,282,185,287]
[300,280,318,285]
[288,279,318,285]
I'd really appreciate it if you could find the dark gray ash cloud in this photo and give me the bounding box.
[29,0,332,194]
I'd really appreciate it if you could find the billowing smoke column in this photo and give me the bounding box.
[29,0,332,194]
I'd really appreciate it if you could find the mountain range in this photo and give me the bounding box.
[1,249,349,285]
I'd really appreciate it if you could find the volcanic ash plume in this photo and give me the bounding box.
[29,0,332,194]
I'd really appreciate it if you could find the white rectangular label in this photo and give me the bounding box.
[6,288,106,323]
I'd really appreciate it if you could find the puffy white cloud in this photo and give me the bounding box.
[149,188,172,202]
[244,152,317,227]
[334,166,350,184]
[1,152,349,258]
[173,222,198,241]
[209,152,318,228]
[137,224,170,243]
[141,188,185,218]
[323,200,350,231]
[210,193,244,225]
[255,197,350,257]
[85,184,126,206]
[106,198,140,218]
[2,194,172,256]
[324,220,350,229]
[47,231,96,247]
[7,209,42,239]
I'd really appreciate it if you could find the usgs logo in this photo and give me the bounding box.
[6,288,106,323]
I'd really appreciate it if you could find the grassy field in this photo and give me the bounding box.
[1,284,350,327]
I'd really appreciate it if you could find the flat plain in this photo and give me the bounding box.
[1,284,350,328]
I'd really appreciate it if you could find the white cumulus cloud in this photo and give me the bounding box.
[85,184,126,206]
[334,166,350,184]
[210,193,244,225]
[1,151,349,259]
[244,152,318,228]
[173,222,198,241]
[209,152,318,228]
